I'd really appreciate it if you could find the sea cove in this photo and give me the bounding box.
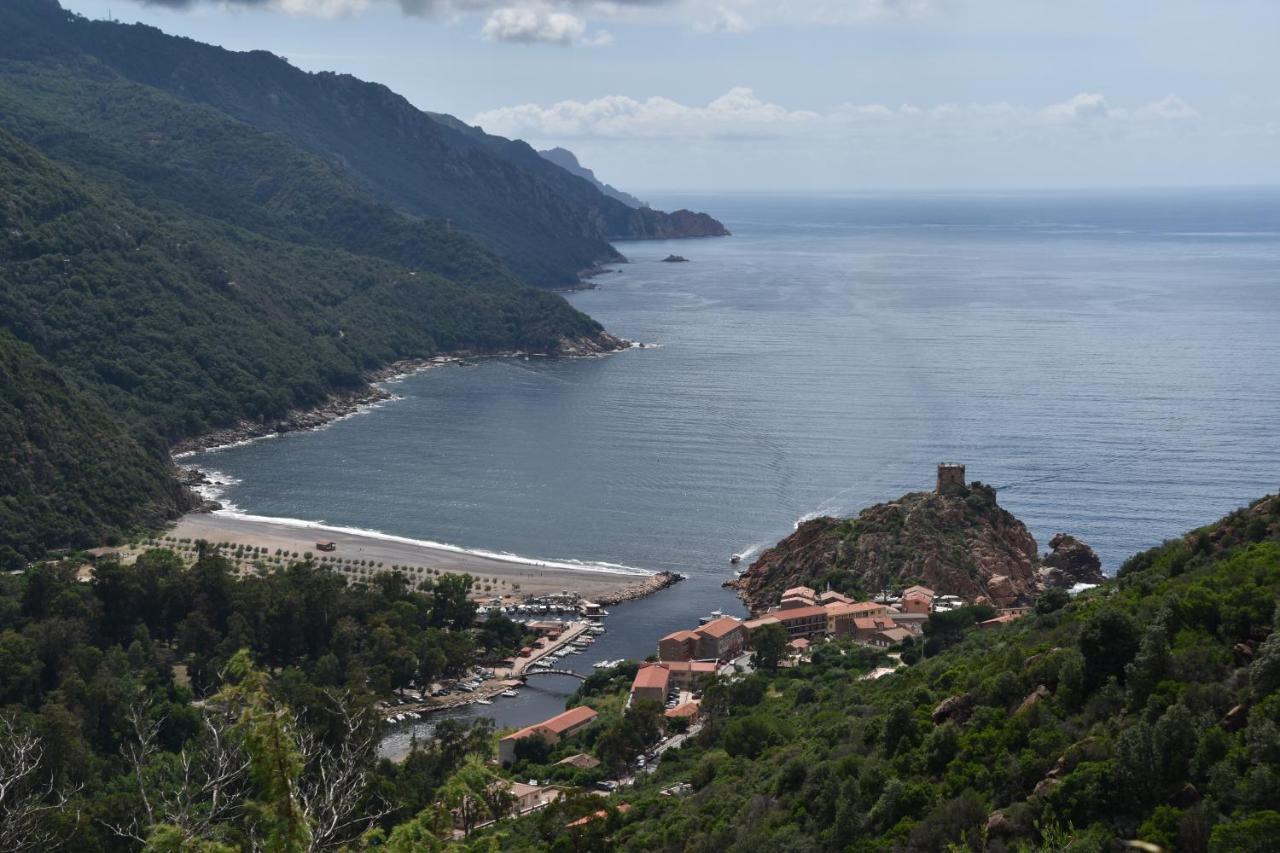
[186,190,1280,730]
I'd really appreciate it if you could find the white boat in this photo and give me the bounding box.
[500,689,519,697]
[475,698,493,706]
[730,554,742,565]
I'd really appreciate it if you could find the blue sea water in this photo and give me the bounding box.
[189,190,1280,735]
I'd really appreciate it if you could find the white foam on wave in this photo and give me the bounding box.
[206,509,655,577]
[793,509,827,528]
[190,469,244,513]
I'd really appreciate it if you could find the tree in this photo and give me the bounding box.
[1250,630,1280,702]
[750,623,789,672]
[1209,810,1280,852]
[1036,587,1070,615]
[1078,608,1140,690]
[438,757,511,837]
[0,715,80,851]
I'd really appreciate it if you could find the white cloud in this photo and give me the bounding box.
[273,0,370,16]
[695,5,752,34]
[1134,95,1200,120]
[472,86,820,138]
[481,5,589,44]
[474,89,1210,143]
[1039,92,1112,122]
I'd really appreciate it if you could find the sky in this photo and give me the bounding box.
[60,0,1280,192]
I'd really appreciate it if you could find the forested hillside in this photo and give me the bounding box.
[5,497,1278,850]
[0,333,191,569]
[0,0,727,288]
[0,99,604,555]
[0,0,724,557]
[0,548,511,851]
[469,495,1280,851]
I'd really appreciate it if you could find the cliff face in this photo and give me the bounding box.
[614,207,731,240]
[731,482,1096,613]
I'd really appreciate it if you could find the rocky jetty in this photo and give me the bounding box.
[729,470,1098,613]
[598,570,684,605]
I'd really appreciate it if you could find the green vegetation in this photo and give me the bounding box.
[0,0,725,289]
[0,0,661,559]
[457,494,1280,851]
[0,546,509,850]
[0,332,187,568]
[5,502,1280,850]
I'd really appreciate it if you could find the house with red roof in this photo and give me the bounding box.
[499,705,598,766]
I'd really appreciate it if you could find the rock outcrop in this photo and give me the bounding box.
[730,481,1043,612]
[1039,533,1105,587]
[729,472,1103,613]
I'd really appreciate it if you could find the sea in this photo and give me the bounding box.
[186,190,1280,747]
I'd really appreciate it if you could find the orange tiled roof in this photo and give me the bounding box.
[632,665,672,691]
[697,617,745,638]
[776,605,828,621]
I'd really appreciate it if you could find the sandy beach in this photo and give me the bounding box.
[167,512,669,602]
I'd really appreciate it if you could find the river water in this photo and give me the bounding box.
[188,190,1280,741]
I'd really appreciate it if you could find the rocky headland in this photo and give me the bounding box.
[729,470,1105,613]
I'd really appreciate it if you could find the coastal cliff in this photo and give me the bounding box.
[730,477,1104,612]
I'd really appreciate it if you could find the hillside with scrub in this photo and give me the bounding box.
[460,494,1280,851]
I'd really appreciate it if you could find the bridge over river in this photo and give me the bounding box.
[522,668,586,681]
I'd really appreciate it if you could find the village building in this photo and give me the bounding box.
[566,804,630,829]
[629,661,716,703]
[630,664,671,704]
[506,781,563,814]
[656,617,747,662]
[743,614,781,636]
[852,615,901,643]
[772,604,830,639]
[664,700,702,721]
[555,753,601,770]
[499,705,598,766]
[695,617,748,659]
[899,585,935,614]
[825,600,894,638]
[660,660,717,690]
[657,629,700,662]
[869,627,912,647]
[778,585,818,609]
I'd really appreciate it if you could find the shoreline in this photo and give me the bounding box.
[164,511,681,603]
[172,337,633,458]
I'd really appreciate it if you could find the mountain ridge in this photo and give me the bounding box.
[538,146,648,209]
[0,0,728,287]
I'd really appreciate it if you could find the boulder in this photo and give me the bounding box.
[987,574,1018,607]
[1042,533,1105,586]
[986,810,1012,836]
[1015,684,1051,715]
[932,693,975,725]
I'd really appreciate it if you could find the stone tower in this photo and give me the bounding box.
[936,463,966,494]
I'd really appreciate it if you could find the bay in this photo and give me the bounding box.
[188,189,1280,740]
